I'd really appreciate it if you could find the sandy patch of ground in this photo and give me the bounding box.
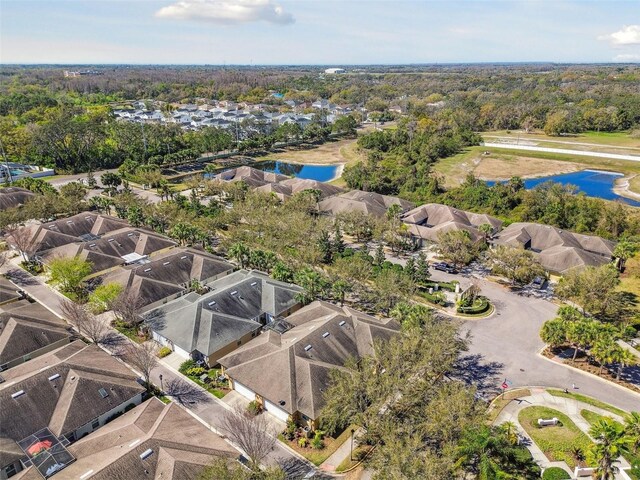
[613,174,640,201]
[474,155,582,181]
[261,137,364,166]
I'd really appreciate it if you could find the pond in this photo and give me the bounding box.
[488,170,640,207]
[251,161,340,182]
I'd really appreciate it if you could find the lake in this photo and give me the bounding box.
[488,170,640,207]
[252,161,340,182]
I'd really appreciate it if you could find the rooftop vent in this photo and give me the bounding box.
[250,282,257,286]
[304,345,312,351]
[127,233,134,236]
[208,301,216,306]
[181,256,188,260]
[339,321,346,327]
[11,390,25,399]
[48,374,60,381]
[230,291,238,296]
[140,448,153,460]
[66,220,73,224]
[89,243,96,247]
[108,238,115,242]
[144,268,151,272]
[163,261,170,266]
[322,332,330,338]
[98,388,109,398]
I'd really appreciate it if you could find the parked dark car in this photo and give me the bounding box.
[530,276,547,289]
[433,262,458,274]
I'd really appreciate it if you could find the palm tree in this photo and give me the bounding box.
[455,424,539,480]
[588,418,629,480]
[228,242,250,269]
[591,340,618,376]
[624,412,640,455]
[331,279,351,306]
[612,348,636,381]
[613,240,637,271]
[540,319,568,350]
[567,320,598,362]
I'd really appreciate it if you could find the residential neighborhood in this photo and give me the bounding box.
[2,11,640,477]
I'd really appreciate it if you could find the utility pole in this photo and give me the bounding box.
[140,122,148,161]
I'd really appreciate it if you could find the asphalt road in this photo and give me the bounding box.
[483,142,640,162]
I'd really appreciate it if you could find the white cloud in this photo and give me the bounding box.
[614,53,640,62]
[598,25,640,46]
[155,0,294,25]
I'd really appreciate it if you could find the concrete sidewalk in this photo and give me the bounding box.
[319,428,363,473]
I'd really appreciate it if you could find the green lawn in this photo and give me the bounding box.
[547,389,628,417]
[518,406,592,468]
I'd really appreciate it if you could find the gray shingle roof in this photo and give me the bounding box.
[0,187,35,210]
[144,271,300,358]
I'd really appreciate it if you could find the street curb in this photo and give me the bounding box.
[536,347,640,400]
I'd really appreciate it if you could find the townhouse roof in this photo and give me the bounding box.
[143,270,300,358]
[213,166,289,188]
[0,341,144,467]
[36,227,177,274]
[14,398,237,480]
[493,222,616,273]
[317,190,414,218]
[0,299,71,366]
[0,187,35,210]
[402,203,502,242]
[97,248,233,310]
[219,301,400,420]
[0,277,22,305]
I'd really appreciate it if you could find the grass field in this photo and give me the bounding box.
[518,406,593,468]
[547,389,628,417]
[484,130,640,150]
[618,255,640,314]
[260,137,363,166]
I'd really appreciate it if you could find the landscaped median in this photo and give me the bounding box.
[518,406,593,469]
[177,360,230,399]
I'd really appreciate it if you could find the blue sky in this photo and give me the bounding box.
[1,0,639,64]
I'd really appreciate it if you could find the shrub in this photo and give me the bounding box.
[247,401,261,416]
[284,420,297,441]
[88,282,123,313]
[185,367,206,377]
[298,437,309,448]
[157,346,172,358]
[311,431,324,450]
[542,467,571,480]
[178,359,197,374]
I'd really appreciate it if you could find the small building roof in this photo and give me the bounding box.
[0,187,35,210]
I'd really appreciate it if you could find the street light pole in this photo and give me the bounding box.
[350,428,355,461]
[159,374,164,393]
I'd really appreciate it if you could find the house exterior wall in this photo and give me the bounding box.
[263,399,290,423]
[206,328,261,367]
[1,459,22,479]
[68,392,144,441]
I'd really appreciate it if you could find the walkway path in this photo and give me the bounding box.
[495,388,631,477]
[319,428,364,473]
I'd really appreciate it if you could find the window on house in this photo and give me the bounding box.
[237,340,242,346]
[91,419,100,429]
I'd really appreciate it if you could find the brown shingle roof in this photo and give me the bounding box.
[220,301,400,419]
[317,190,414,218]
[493,222,616,273]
